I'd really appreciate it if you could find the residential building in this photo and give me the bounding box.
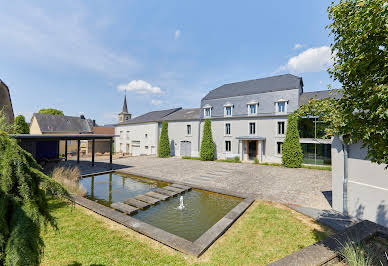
[0,79,14,124]
[115,74,333,165]
[29,113,93,155]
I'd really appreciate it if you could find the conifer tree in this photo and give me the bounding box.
[200,119,215,161]
[158,121,170,158]
[282,113,303,168]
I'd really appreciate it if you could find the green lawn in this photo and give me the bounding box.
[41,200,330,265]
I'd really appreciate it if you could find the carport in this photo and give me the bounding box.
[12,134,114,169]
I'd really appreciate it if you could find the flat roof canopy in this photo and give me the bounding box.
[11,134,114,141]
[236,136,266,140]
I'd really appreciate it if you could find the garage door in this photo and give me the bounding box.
[131,145,140,156]
[180,141,191,157]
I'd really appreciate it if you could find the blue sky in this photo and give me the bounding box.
[0,1,338,125]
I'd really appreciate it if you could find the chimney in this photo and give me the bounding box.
[80,114,85,119]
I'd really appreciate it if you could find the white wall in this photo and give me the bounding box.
[199,116,287,161]
[332,136,388,227]
[115,122,159,155]
[167,120,200,157]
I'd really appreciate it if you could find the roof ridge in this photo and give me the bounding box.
[219,73,301,87]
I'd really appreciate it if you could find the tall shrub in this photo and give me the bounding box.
[282,113,303,168]
[0,132,68,265]
[13,115,29,134]
[158,121,170,158]
[200,119,215,161]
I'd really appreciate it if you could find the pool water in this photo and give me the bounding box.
[80,172,242,242]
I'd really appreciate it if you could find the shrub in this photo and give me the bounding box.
[200,119,215,161]
[0,133,68,265]
[340,240,378,266]
[51,166,85,196]
[282,113,303,168]
[233,156,241,163]
[158,121,170,158]
[13,115,29,134]
[253,157,259,164]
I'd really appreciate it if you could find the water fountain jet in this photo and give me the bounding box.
[177,196,185,210]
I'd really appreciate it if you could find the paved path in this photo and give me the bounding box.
[108,156,332,210]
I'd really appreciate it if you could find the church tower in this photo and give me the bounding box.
[118,95,131,123]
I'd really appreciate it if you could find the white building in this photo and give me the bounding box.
[115,74,333,164]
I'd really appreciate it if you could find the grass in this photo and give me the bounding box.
[182,156,201,160]
[51,166,86,196]
[41,200,330,265]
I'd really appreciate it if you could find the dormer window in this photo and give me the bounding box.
[203,104,212,118]
[276,99,287,113]
[224,102,233,117]
[247,101,258,115]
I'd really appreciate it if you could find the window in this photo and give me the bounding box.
[249,104,257,114]
[225,141,231,152]
[249,122,256,135]
[126,131,130,139]
[225,123,231,135]
[125,116,129,120]
[186,124,192,135]
[277,142,283,154]
[145,146,149,149]
[277,102,286,113]
[225,106,232,116]
[204,108,211,117]
[120,131,123,139]
[278,121,285,135]
[145,133,148,138]
[66,140,72,146]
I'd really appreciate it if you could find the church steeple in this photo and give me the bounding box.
[118,94,131,123]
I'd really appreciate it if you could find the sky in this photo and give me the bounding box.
[0,1,339,125]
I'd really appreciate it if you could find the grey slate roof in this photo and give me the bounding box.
[118,108,182,125]
[120,95,129,114]
[299,89,342,106]
[33,113,92,133]
[202,74,303,100]
[163,108,200,121]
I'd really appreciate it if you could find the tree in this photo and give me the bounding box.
[282,113,303,168]
[13,115,29,134]
[0,128,68,265]
[0,109,13,133]
[200,119,215,161]
[326,0,388,165]
[158,121,170,158]
[38,108,64,116]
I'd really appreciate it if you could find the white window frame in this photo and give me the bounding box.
[247,103,258,115]
[224,106,233,117]
[204,108,212,118]
[277,120,286,136]
[186,124,192,136]
[249,121,256,135]
[225,140,232,152]
[225,122,231,136]
[275,100,288,114]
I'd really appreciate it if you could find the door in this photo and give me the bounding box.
[131,145,140,156]
[248,141,257,160]
[180,141,191,157]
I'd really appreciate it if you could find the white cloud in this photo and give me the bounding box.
[174,29,181,40]
[293,43,303,50]
[117,80,164,94]
[279,46,334,74]
[151,99,163,106]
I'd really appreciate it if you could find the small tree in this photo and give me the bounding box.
[38,108,64,116]
[13,115,29,134]
[200,119,215,161]
[282,113,303,168]
[158,121,170,158]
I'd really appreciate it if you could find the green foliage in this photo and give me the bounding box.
[181,156,201,160]
[200,119,215,161]
[233,156,241,163]
[0,134,68,265]
[253,157,259,164]
[0,109,13,133]
[340,240,378,266]
[38,108,64,116]
[13,115,29,134]
[282,113,303,168]
[326,0,388,165]
[158,121,170,158]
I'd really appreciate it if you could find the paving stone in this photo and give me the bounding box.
[154,188,178,196]
[124,198,150,209]
[111,202,138,215]
[145,191,170,200]
[135,195,160,204]
[170,183,191,190]
[163,186,186,193]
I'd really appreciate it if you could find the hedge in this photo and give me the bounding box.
[282,113,303,168]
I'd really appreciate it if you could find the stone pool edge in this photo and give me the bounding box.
[73,171,255,257]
